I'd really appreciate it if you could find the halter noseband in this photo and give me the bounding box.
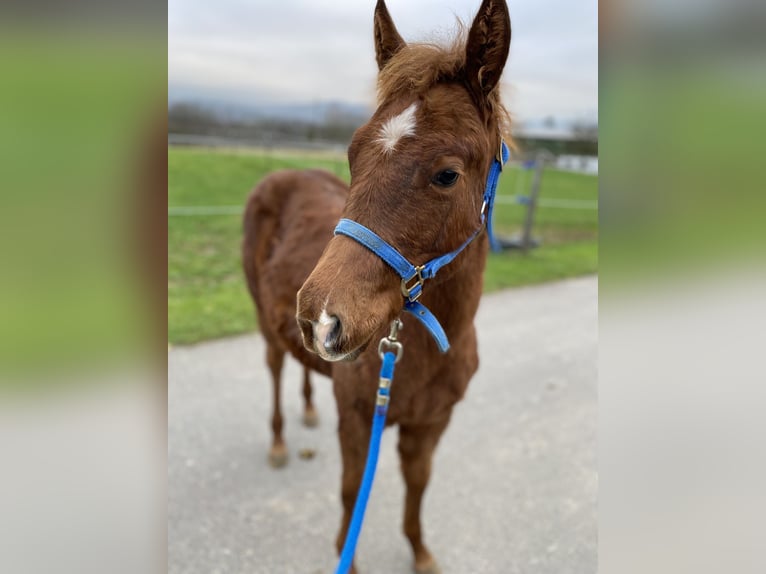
[334,141,509,353]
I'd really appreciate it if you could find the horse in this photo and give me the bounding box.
[242,169,348,466]
[245,0,512,571]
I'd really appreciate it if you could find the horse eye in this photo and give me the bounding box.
[432,170,460,187]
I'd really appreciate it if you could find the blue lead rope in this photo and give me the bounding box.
[334,141,509,353]
[335,351,397,574]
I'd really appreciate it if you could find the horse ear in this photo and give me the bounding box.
[374,0,406,71]
[465,0,511,100]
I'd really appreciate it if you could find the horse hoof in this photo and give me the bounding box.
[414,557,441,574]
[302,407,319,428]
[268,444,288,468]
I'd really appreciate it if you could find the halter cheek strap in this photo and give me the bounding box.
[334,141,509,353]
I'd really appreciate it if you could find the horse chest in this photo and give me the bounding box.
[386,362,475,426]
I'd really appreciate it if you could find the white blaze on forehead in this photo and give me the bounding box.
[377,102,418,153]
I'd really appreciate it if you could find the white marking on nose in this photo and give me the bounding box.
[319,308,334,326]
[314,308,338,352]
[377,102,418,153]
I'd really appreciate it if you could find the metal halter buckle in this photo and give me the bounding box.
[377,318,403,363]
[400,265,425,302]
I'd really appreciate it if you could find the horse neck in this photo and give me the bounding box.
[423,235,488,336]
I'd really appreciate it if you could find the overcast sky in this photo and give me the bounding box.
[168,0,598,123]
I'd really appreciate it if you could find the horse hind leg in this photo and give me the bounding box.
[301,367,319,428]
[266,343,288,468]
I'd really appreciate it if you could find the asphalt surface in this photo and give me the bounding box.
[168,276,597,574]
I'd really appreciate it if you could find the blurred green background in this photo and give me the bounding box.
[0,32,164,383]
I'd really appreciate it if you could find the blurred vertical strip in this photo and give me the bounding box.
[600,1,766,574]
[0,2,166,573]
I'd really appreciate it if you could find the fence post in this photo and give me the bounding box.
[521,150,549,253]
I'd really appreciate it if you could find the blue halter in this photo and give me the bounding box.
[334,141,509,353]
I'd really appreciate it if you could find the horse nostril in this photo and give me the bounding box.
[323,315,342,351]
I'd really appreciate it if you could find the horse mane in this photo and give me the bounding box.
[376,24,513,147]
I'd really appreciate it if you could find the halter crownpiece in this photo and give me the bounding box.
[334,140,510,353]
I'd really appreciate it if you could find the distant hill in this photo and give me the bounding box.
[167,89,371,125]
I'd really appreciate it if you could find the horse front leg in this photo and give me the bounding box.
[335,408,372,574]
[398,417,451,574]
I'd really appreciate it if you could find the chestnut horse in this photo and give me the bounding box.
[244,0,511,571]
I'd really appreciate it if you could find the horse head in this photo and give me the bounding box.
[297,0,511,362]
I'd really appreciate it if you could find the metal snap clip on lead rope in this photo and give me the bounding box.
[377,318,403,363]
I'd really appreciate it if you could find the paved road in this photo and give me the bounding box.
[169,276,597,574]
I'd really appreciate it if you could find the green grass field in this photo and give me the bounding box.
[168,146,597,344]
